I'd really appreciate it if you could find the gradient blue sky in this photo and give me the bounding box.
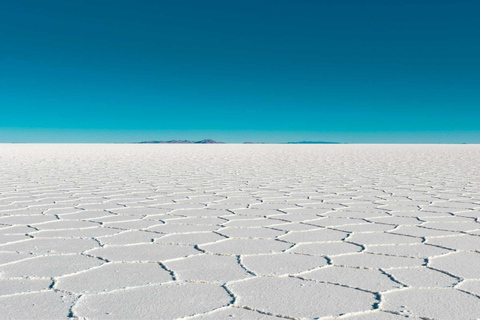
[1,0,479,143]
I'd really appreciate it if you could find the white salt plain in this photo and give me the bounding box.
[0,144,480,319]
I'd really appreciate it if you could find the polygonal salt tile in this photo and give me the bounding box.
[110,207,171,216]
[32,227,121,238]
[301,203,346,210]
[422,222,480,232]
[0,234,31,245]
[159,203,207,210]
[74,282,232,319]
[453,210,480,219]
[224,219,284,228]
[334,223,396,233]
[87,243,199,262]
[103,219,162,230]
[457,280,480,296]
[382,288,480,320]
[0,291,76,319]
[386,210,447,217]
[0,238,100,255]
[186,194,226,202]
[223,215,268,221]
[0,254,103,277]
[343,204,386,211]
[0,251,32,265]
[92,215,142,223]
[164,254,250,282]
[56,262,172,293]
[420,216,476,223]
[280,208,333,215]
[217,227,285,239]
[419,206,469,214]
[347,232,421,245]
[279,228,348,243]
[268,214,322,223]
[426,235,480,251]
[387,267,458,288]
[332,253,424,269]
[306,217,365,227]
[325,210,390,219]
[155,232,226,245]
[365,244,452,258]
[200,239,291,255]
[77,203,126,210]
[32,220,100,230]
[241,253,327,276]
[377,204,420,212]
[326,310,411,319]
[165,217,226,225]
[270,222,321,232]
[97,231,162,245]
[430,252,480,279]
[57,210,112,220]
[229,277,377,319]
[147,224,219,234]
[248,203,297,210]
[391,226,458,238]
[0,278,52,296]
[377,200,429,206]
[188,306,280,319]
[206,204,247,211]
[430,201,480,209]
[290,242,363,256]
[143,214,179,222]
[0,215,57,225]
[0,225,37,235]
[300,265,403,292]
[172,209,232,217]
[367,216,422,226]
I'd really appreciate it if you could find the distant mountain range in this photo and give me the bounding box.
[243,142,268,144]
[286,141,340,144]
[137,139,340,144]
[137,139,224,144]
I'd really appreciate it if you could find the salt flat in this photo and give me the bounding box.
[1,144,480,320]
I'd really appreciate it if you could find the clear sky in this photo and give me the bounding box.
[1,0,479,143]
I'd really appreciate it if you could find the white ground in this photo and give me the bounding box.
[1,144,480,320]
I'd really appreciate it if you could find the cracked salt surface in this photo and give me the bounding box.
[0,144,480,319]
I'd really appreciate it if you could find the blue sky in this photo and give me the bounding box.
[1,0,479,143]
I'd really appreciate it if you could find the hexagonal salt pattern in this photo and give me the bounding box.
[1,144,480,319]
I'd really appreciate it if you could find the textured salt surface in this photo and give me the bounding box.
[0,144,479,320]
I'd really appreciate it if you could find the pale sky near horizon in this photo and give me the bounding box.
[1,1,479,143]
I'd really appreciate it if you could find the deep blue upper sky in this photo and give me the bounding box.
[1,0,479,142]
